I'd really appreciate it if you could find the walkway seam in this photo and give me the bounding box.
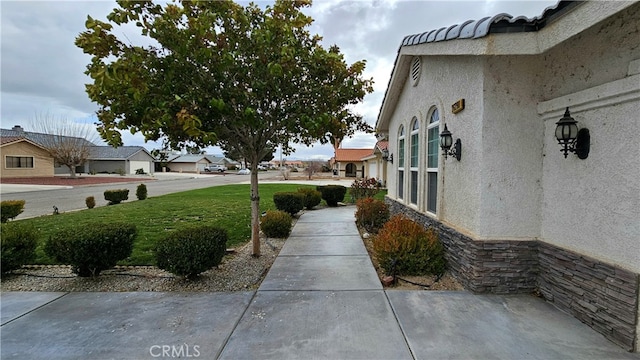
[384,290,417,360]
[0,292,70,327]
[214,290,258,360]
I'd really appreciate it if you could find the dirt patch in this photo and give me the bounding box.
[359,229,464,291]
[1,176,156,186]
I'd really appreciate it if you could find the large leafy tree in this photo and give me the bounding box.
[76,0,373,256]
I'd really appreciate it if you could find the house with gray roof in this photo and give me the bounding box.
[166,154,211,173]
[1,125,154,175]
[86,146,155,175]
[375,1,639,351]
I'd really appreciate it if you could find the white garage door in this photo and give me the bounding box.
[130,161,151,174]
[368,162,378,179]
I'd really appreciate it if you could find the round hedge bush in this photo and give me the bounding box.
[273,192,304,215]
[260,210,292,238]
[44,222,137,277]
[317,185,347,206]
[297,187,322,210]
[355,197,389,234]
[1,223,38,274]
[155,226,227,279]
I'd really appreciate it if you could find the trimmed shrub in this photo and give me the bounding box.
[135,168,145,175]
[1,200,25,223]
[104,189,129,205]
[273,192,304,215]
[317,185,347,207]
[350,178,380,201]
[373,215,446,276]
[260,210,292,238]
[297,187,322,210]
[136,183,148,200]
[1,223,38,274]
[355,198,389,233]
[155,226,227,279]
[44,223,137,277]
[85,196,96,209]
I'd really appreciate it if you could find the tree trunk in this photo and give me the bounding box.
[67,165,76,178]
[250,162,261,257]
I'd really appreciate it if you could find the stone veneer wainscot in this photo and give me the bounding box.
[385,197,639,351]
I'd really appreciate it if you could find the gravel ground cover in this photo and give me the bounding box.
[1,237,285,292]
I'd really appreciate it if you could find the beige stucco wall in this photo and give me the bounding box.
[386,56,484,236]
[0,141,54,178]
[169,160,209,173]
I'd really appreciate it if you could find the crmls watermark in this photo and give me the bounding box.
[149,344,200,358]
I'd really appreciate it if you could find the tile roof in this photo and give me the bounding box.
[88,146,151,160]
[0,136,24,146]
[375,141,388,152]
[399,1,579,48]
[168,154,211,163]
[335,148,373,162]
[0,128,97,148]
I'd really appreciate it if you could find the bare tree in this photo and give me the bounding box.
[305,161,322,180]
[30,113,99,178]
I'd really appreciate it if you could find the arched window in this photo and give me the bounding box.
[397,125,405,200]
[409,117,420,205]
[426,108,439,213]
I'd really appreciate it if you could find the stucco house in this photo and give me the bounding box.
[86,146,155,175]
[0,137,54,178]
[331,148,371,178]
[166,154,211,173]
[375,1,639,351]
[362,140,389,185]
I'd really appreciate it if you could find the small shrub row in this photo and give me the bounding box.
[155,226,227,279]
[316,185,347,207]
[355,198,389,234]
[260,210,292,238]
[104,189,129,205]
[273,192,304,215]
[350,178,381,201]
[297,187,322,210]
[373,215,446,276]
[1,200,25,223]
[44,223,137,277]
[1,223,38,274]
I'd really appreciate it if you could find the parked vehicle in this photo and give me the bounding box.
[237,169,251,175]
[257,165,267,171]
[204,164,227,172]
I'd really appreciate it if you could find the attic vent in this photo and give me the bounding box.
[410,57,421,86]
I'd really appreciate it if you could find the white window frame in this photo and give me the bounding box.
[397,125,405,200]
[409,117,420,206]
[426,108,439,215]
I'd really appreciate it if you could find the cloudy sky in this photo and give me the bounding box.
[1,0,556,160]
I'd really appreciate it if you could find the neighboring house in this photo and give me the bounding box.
[1,126,155,176]
[375,1,639,352]
[0,137,54,178]
[331,148,371,178]
[362,140,388,185]
[167,154,211,173]
[86,146,155,175]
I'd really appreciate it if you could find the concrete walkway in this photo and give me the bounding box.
[1,206,637,359]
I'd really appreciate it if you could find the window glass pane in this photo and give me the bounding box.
[412,118,419,131]
[398,170,404,199]
[428,172,437,213]
[398,139,405,167]
[411,171,418,205]
[6,156,33,168]
[430,108,439,123]
[410,133,418,168]
[427,127,439,168]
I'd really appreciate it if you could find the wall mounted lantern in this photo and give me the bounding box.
[439,124,462,161]
[382,149,393,163]
[555,107,590,159]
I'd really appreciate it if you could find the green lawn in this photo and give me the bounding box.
[17,183,314,265]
